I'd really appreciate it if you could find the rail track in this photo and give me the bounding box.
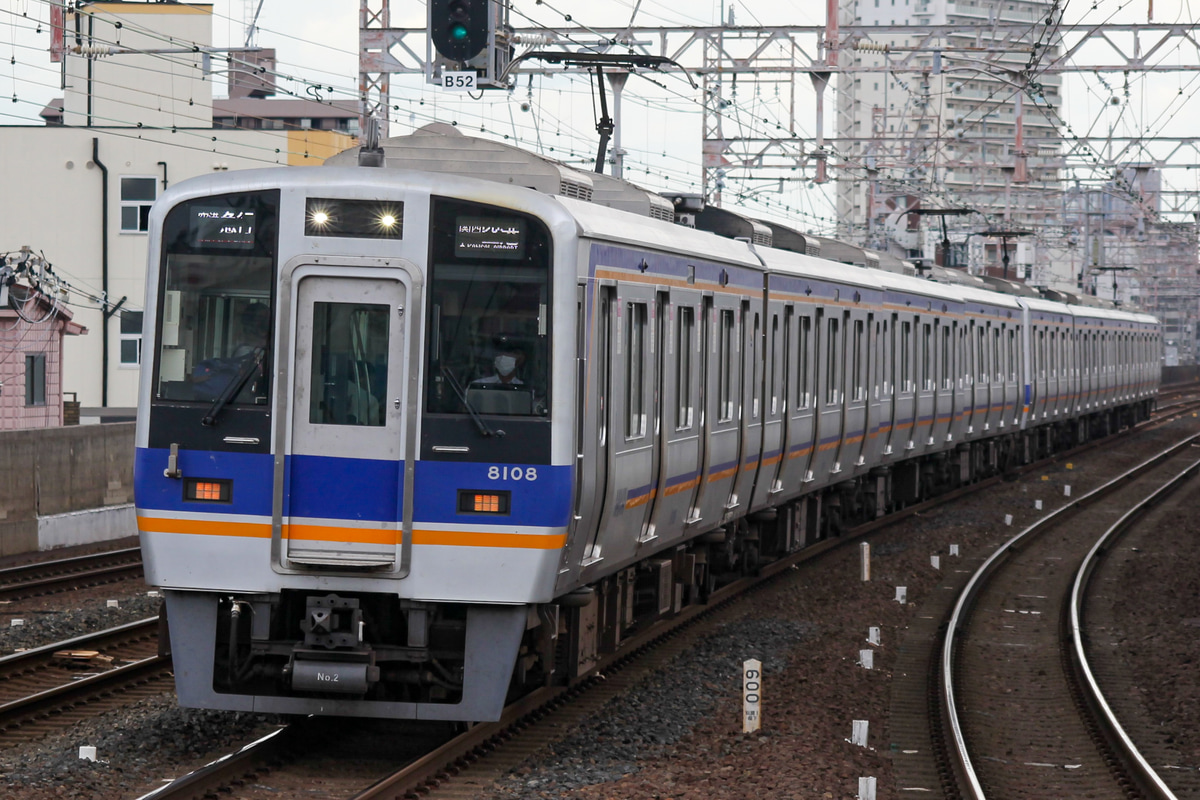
[941,432,1200,798]
[0,617,168,747]
[0,547,143,603]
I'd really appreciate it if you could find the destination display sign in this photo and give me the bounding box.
[191,208,257,248]
[454,216,525,260]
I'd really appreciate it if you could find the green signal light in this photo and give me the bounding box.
[449,23,469,40]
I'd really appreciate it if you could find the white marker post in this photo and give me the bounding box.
[858,776,878,800]
[930,555,940,570]
[860,542,871,581]
[1004,514,1013,526]
[867,626,881,645]
[743,659,762,733]
[859,649,874,669]
[1064,485,1071,497]
[1035,499,1043,510]
[852,719,870,747]
[894,586,907,604]
[949,544,960,557]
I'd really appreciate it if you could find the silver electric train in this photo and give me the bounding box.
[134,127,1159,721]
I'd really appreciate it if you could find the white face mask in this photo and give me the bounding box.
[494,355,517,376]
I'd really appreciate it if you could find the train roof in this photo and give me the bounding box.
[557,195,764,270]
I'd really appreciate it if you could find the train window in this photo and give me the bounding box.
[1037,330,1046,378]
[852,318,865,401]
[993,326,1002,381]
[797,315,812,409]
[598,290,613,446]
[718,309,736,422]
[676,306,694,430]
[626,302,648,438]
[1051,330,1059,377]
[825,317,840,404]
[880,319,890,396]
[921,323,932,391]
[941,323,953,389]
[155,190,279,405]
[770,315,779,415]
[307,303,389,426]
[901,320,912,393]
[782,309,793,413]
[751,313,761,418]
[976,324,987,385]
[1008,328,1018,381]
[425,198,551,418]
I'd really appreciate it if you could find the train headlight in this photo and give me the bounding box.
[305,198,403,239]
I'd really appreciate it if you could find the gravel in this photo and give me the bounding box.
[491,617,815,797]
[0,593,162,656]
[0,696,279,798]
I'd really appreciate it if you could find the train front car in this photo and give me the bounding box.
[134,168,577,720]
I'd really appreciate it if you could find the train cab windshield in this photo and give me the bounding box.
[153,191,279,409]
[425,198,552,419]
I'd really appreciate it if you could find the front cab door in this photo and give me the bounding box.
[281,270,411,569]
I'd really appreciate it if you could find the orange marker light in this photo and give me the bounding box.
[184,478,232,503]
[457,489,511,515]
[473,493,501,512]
[194,482,222,500]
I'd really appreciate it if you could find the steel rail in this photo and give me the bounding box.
[941,431,1200,799]
[0,617,164,737]
[0,616,158,668]
[0,654,171,730]
[1067,456,1200,800]
[132,725,298,800]
[0,547,143,600]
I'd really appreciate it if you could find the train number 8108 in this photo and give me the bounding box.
[487,466,539,481]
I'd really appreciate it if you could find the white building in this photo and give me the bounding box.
[836,0,1063,282]
[0,1,354,418]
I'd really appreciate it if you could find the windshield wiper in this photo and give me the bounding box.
[440,365,501,438]
[201,349,265,427]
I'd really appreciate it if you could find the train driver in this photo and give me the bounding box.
[472,336,525,386]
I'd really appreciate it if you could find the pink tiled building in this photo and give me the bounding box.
[0,294,87,430]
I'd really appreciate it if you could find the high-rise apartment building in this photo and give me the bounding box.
[836,0,1063,281]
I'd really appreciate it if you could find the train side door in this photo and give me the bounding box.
[557,284,609,586]
[692,296,743,530]
[585,282,657,570]
[863,315,889,467]
[913,318,935,454]
[930,318,953,448]
[836,310,868,475]
[750,302,786,511]
[809,308,844,485]
[644,290,703,547]
[778,308,816,492]
[281,271,410,569]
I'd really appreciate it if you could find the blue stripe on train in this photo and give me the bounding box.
[134,448,571,527]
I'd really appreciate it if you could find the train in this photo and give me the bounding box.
[134,125,1160,721]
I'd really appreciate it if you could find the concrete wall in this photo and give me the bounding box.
[1163,365,1200,385]
[0,422,134,556]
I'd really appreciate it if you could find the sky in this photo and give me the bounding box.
[2,0,1198,232]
